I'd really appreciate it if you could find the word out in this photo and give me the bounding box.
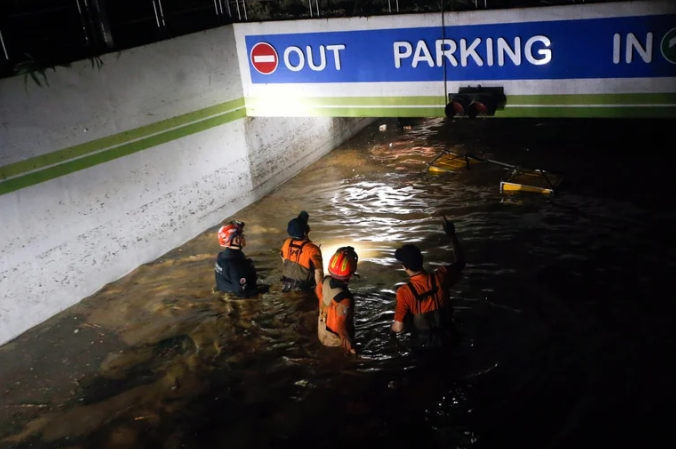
[283,44,347,71]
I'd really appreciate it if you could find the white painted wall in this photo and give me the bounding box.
[0,24,373,345]
[244,116,372,194]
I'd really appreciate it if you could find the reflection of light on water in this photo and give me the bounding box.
[320,179,445,273]
[318,239,382,274]
[331,182,429,216]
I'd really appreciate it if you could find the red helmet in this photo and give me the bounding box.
[328,246,358,280]
[217,220,245,248]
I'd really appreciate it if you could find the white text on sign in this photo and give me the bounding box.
[284,44,347,71]
[612,33,652,64]
[393,36,552,68]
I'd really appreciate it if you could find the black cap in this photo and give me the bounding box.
[395,244,423,270]
[287,217,309,238]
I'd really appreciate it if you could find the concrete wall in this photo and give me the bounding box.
[0,24,373,345]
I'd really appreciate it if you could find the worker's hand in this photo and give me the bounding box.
[342,338,358,357]
[442,216,456,237]
[391,320,404,334]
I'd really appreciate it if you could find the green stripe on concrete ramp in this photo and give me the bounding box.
[245,93,676,108]
[0,98,245,182]
[2,92,675,196]
[0,106,246,196]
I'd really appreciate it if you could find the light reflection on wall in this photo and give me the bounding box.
[246,85,315,116]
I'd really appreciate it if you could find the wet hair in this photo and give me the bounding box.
[287,211,310,238]
[395,244,423,271]
[287,218,308,238]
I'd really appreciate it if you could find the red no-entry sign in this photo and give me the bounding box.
[250,42,279,75]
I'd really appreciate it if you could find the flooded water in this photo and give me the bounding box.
[1,117,675,449]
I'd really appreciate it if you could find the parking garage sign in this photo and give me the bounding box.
[245,13,676,83]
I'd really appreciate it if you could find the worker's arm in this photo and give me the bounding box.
[314,274,323,303]
[390,287,409,333]
[334,296,356,354]
[314,268,324,289]
[311,245,324,294]
[443,216,465,272]
[391,320,404,333]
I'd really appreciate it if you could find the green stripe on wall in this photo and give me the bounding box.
[0,98,245,181]
[2,92,675,197]
[247,105,676,119]
[0,108,246,196]
[506,93,676,105]
[245,93,676,108]
[496,106,676,118]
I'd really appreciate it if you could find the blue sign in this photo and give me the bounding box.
[245,14,676,83]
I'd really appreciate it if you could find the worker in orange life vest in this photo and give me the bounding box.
[318,246,359,355]
[280,211,324,297]
[391,216,465,351]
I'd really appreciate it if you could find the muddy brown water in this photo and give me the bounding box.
[1,117,675,449]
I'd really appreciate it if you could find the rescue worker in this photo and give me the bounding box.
[214,220,259,298]
[318,246,358,355]
[390,216,465,352]
[280,211,323,296]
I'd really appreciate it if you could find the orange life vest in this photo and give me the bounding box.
[281,238,314,287]
[319,276,351,336]
[407,273,453,348]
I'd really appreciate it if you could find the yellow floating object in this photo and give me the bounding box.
[429,150,564,195]
[428,151,484,173]
[500,167,563,195]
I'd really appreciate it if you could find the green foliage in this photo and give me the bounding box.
[89,55,104,71]
[12,53,104,91]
